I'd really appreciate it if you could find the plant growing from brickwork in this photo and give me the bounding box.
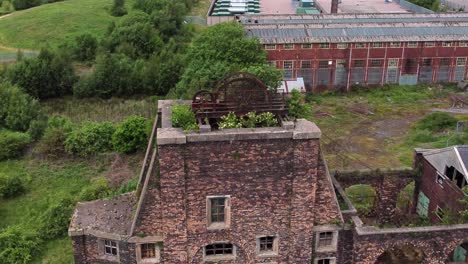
[460,186,468,223]
[219,112,242,129]
[220,111,278,129]
[171,104,198,131]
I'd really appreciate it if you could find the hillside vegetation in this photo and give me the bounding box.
[0,0,124,49]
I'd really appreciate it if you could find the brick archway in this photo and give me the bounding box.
[445,240,468,263]
[374,243,426,264]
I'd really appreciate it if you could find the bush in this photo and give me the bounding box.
[288,90,311,119]
[35,116,74,157]
[39,197,75,239]
[238,112,278,128]
[7,48,76,99]
[111,0,127,16]
[112,116,149,154]
[65,122,115,156]
[415,112,458,132]
[0,225,41,264]
[171,104,198,131]
[0,130,31,161]
[73,34,98,62]
[0,172,25,198]
[78,177,111,201]
[0,81,42,132]
[12,0,40,10]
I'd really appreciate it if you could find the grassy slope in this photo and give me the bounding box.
[0,0,118,49]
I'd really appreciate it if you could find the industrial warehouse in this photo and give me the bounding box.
[242,13,468,92]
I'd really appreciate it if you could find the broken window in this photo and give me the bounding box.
[421,58,432,66]
[284,43,294,49]
[445,166,455,180]
[141,243,156,259]
[455,170,466,189]
[425,42,435,47]
[435,206,445,220]
[336,59,347,68]
[301,60,312,68]
[443,42,453,47]
[353,60,365,67]
[317,258,334,264]
[440,58,451,66]
[318,232,334,247]
[370,59,382,67]
[337,43,348,49]
[436,173,444,186]
[207,196,230,228]
[388,58,399,68]
[205,243,234,256]
[355,43,365,48]
[373,42,383,48]
[104,240,118,256]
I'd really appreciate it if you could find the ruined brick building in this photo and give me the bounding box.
[241,13,468,92]
[69,75,468,263]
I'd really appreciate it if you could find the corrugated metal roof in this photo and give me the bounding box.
[243,14,468,43]
[422,146,468,182]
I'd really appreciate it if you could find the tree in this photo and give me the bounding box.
[73,34,98,62]
[173,22,271,98]
[111,0,127,17]
[7,48,76,99]
[241,64,283,90]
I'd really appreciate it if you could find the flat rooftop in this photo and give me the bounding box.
[315,0,410,13]
[241,13,468,43]
[259,0,299,14]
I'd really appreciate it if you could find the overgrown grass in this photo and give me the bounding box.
[0,0,135,49]
[42,96,160,124]
[307,84,461,169]
[190,0,212,16]
[345,184,376,215]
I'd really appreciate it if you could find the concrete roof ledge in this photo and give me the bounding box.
[293,119,322,139]
[157,128,187,145]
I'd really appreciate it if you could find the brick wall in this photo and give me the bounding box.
[419,158,467,223]
[132,136,343,263]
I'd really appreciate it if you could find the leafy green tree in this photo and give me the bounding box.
[242,64,282,90]
[73,33,98,62]
[12,0,40,10]
[0,81,42,132]
[173,22,272,98]
[0,225,40,264]
[7,48,76,99]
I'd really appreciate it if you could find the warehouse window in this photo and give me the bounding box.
[421,58,432,66]
[425,42,435,47]
[407,42,418,48]
[283,61,293,69]
[264,44,276,50]
[337,43,348,49]
[370,59,383,67]
[257,235,278,255]
[373,42,383,48]
[460,41,468,47]
[301,60,312,68]
[440,58,451,66]
[319,43,330,49]
[207,196,231,229]
[205,243,235,258]
[353,60,365,67]
[318,61,330,68]
[302,43,312,49]
[315,258,336,264]
[355,43,365,48]
[284,43,294,49]
[442,42,453,47]
[390,42,400,48]
[457,57,467,66]
[388,58,399,67]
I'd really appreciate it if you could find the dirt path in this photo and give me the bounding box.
[0,13,12,20]
[432,108,468,114]
[0,45,37,53]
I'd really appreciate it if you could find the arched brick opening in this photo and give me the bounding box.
[344,184,377,216]
[374,244,426,264]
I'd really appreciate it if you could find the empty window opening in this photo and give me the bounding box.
[455,170,466,189]
[445,166,455,180]
[435,206,445,220]
[205,243,233,256]
[105,240,118,256]
[317,258,334,264]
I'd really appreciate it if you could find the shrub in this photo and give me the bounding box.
[0,130,31,161]
[238,111,278,128]
[79,177,111,201]
[73,34,98,62]
[219,112,241,129]
[288,90,311,119]
[39,197,75,239]
[0,172,25,198]
[12,0,40,10]
[112,116,149,154]
[65,122,115,156]
[35,116,74,157]
[0,225,41,264]
[7,48,76,99]
[415,112,458,132]
[111,0,127,16]
[0,81,42,132]
[171,104,198,131]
